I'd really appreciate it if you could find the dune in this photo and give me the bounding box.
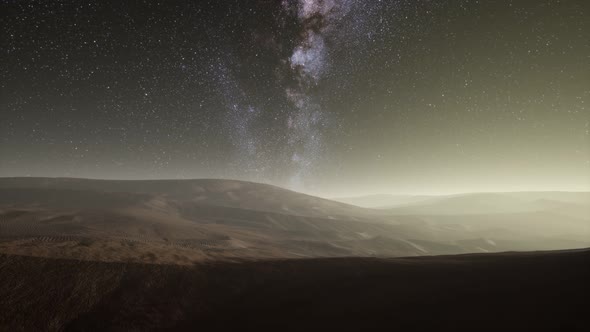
[332,194,436,208]
[1,178,588,263]
[0,178,588,330]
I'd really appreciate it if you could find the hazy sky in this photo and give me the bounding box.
[1,0,589,196]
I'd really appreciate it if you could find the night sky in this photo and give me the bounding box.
[1,0,589,196]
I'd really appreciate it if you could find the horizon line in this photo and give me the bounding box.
[1,175,588,197]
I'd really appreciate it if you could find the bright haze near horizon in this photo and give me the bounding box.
[1,0,589,197]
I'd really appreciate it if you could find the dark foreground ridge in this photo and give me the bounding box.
[1,249,588,331]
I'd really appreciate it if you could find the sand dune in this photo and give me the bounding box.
[0,178,588,263]
[0,178,588,330]
[333,193,435,208]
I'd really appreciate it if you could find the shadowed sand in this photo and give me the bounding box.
[0,249,588,331]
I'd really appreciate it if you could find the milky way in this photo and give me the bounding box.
[281,0,364,189]
[216,0,377,190]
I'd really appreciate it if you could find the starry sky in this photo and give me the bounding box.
[1,0,589,196]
